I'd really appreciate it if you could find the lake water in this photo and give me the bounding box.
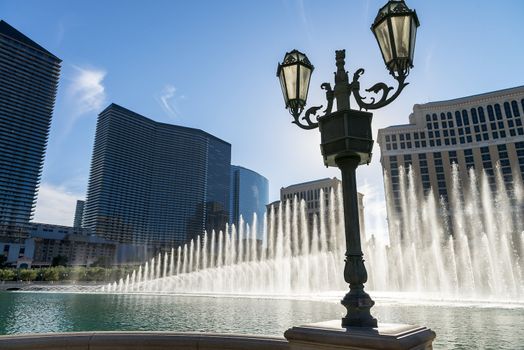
[0,291,523,349]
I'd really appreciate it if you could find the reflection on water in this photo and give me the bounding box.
[0,292,523,350]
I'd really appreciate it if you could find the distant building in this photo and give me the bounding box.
[230,165,269,233]
[82,104,231,252]
[271,177,365,235]
[377,86,524,219]
[0,223,117,268]
[73,200,85,228]
[0,21,61,233]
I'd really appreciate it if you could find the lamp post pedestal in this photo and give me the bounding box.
[284,321,436,350]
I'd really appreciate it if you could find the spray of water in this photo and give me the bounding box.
[102,166,523,301]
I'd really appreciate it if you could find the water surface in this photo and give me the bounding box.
[0,292,522,350]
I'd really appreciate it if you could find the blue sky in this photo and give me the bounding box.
[2,0,524,235]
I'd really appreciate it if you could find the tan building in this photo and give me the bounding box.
[377,86,524,216]
[29,223,116,267]
[272,177,365,235]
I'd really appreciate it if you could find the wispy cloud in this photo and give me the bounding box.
[68,65,107,116]
[32,183,83,226]
[157,84,185,119]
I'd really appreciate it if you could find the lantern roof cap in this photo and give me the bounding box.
[372,0,420,28]
[282,49,313,66]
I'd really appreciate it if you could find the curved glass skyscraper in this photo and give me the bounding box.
[0,21,61,230]
[230,165,269,233]
[83,104,231,248]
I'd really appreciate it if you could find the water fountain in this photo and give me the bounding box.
[103,165,523,302]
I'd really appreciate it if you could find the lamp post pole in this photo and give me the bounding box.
[276,0,419,328]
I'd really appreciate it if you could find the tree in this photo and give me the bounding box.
[51,255,68,267]
[91,256,111,268]
[0,269,15,281]
[19,269,37,281]
[43,268,59,282]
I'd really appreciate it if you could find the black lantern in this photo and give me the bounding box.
[372,0,420,78]
[276,50,314,117]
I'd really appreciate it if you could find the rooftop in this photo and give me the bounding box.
[0,20,61,62]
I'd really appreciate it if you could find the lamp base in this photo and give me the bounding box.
[341,289,377,328]
[284,320,436,350]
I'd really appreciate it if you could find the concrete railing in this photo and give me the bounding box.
[0,331,290,350]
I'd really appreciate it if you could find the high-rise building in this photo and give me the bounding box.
[82,104,231,249]
[73,200,85,228]
[377,86,524,217]
[0,20,61,232]
[229,165,269,232]
[277,177,365,235]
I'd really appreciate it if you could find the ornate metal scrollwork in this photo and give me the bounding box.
[351,68,408,111]
[291,83,334,130]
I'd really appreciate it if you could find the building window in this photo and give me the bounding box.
[478,107,486,122]
[471,108,478,124]
[433,113,438,121]
[400,134,405,141]
[504,102,513,118]
[462,110,470,125]
[488,105,495,121]
[494,104,502,120]
[385,135,390,142]
[426,114,431,122]
[455,111,463,127]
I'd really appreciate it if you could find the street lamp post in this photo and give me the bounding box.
[277,0,419,328]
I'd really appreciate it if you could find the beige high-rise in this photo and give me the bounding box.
[377,86,524,216]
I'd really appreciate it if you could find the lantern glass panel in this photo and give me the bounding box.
[298,64,312,102]
[410,17,417,61]
[391,15,411,59]
[283,64,298,102]
[279,71,289,105]
[375,20,393,64]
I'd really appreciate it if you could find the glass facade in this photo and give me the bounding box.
[229,166,269,233]
[82,104,231,248]
[0,21,61,230]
